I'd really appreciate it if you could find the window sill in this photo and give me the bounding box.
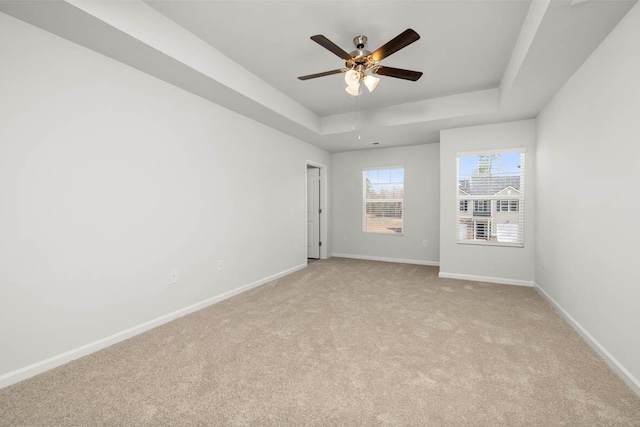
[457,240,523,248]
[364,231,404,237]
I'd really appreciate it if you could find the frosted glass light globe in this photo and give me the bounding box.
[345,84,361,96]
[363,75,380,92]
[344,69,360,87]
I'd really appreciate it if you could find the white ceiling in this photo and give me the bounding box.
[1,0,636,152]
[146,1,529,116]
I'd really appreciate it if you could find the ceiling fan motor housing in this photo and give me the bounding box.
[347,35,374,70]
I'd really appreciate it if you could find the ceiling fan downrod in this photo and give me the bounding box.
[347,35,374,68]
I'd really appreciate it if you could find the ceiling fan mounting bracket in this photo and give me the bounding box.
[353,35,367,49]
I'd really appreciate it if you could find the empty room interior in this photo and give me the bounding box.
[1,0,640,424]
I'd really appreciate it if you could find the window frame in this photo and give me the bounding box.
[362,166,405,236]
[497,200,519,212]
[456,149,525,247]
[474,220,490,240]
[474,200,491,213]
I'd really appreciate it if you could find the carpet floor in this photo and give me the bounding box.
[1,258,639,425]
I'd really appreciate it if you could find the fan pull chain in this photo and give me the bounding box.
[352,93,356,131]
[358,92,362,141]
[351,89,362,141]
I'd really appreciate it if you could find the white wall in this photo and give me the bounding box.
[439,120,536,285]
[536,2,640,390]
[330,144,440,265]
[0,13,330,383]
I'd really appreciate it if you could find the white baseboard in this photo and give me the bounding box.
[438,271,534,287]
[0,263,306,390]
[330,253,439,267]
[534,283,640,397]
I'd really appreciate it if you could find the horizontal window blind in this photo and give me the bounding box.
[457,152,525,247]
[363,167,404,235]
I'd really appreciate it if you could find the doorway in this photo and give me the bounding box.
[306,162,327,260]
[307,165,321,259]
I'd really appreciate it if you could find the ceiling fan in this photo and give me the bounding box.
[298,29,423,95]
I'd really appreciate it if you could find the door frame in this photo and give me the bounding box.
[305,160,328,260]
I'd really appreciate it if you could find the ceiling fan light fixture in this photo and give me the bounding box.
[298,30,422,98]
[344,69,360,87]
[363,74,380,92]
[345,83,360,96]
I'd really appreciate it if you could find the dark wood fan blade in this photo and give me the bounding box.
[372,66,423,81]
[310,35,352,60]
[370,29,420,62]
[298,69,346,81]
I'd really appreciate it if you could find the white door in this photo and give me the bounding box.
[307,167,320,259]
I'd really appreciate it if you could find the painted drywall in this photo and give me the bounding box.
[330,144,440,265]
[536,2,640,388]
[439,120,536,285]
[0,13,330,380]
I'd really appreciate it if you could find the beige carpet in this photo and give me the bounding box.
[1,258,639,426]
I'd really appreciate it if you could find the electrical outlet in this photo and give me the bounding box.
[170,270,178,285]
[422,239,428,247]
[217,260,224,271]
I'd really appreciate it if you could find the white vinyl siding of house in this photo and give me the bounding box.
[456,151,525,247]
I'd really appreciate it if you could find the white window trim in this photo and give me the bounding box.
[362,166,405,236]
[456,150,525,247]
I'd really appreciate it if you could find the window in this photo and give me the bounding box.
[497,200,519,212]
[474,220,489,240]
[363,167,404,235]
[473,200,491,216]
[457,151,525,246]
